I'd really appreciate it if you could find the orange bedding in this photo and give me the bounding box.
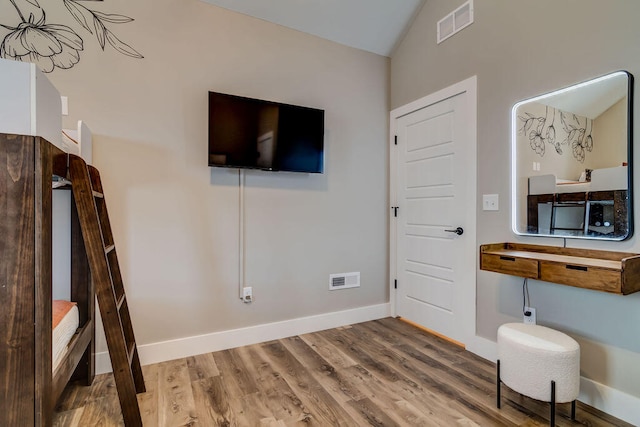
[53,300,76,329]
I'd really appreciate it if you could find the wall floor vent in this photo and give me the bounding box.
[437,0,474,44]
[329,272,360,290]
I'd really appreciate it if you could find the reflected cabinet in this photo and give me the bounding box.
[527,190,628,237]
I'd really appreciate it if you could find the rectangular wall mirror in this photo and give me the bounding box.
[511,71,634,240]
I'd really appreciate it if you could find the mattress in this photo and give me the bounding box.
[52,300,79,373]
[554,181,591,194]
[529,174,591,195]
[62,120,93,164]
[60,130,80,156]
[528,167,628,195]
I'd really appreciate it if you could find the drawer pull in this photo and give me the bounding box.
[566,264,587,271]
[500,256,516,261]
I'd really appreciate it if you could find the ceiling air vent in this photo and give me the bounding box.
[329,272,360,290]
[437,0,474,44]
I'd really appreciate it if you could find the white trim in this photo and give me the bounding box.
[96,302,391,374]
[391,77,477,119]
[389,109,398,318]
[579,376,640,426]
[466,335,497,362]
[389,75,477,346]
[469,337,640,425]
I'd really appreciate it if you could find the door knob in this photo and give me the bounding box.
[445,227,464,235]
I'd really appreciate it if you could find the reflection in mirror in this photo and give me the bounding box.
[511,71,633,240]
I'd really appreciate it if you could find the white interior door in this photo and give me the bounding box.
[391,79,476,345]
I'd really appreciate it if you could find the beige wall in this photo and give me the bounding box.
[392,0,640,399]
[593,98,628,168]
[0,0,389,348]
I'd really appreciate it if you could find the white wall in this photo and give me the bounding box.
[391,0,640,409]
[0,0,389,353]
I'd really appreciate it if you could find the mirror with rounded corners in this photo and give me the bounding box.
[512,71,633,240]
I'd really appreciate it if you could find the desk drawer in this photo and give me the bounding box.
[539,261,621,293]
[481,254,538,278]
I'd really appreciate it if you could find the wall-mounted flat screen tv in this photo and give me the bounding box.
[208,92,325,173]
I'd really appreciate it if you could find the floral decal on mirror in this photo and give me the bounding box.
[1,0,143,73]
[518,105,593,163]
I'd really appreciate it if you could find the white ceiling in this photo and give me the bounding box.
[538,72,629,119]
[198,0,426,57]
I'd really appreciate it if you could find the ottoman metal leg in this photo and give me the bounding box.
[497,359,501,409]
[571,399,576,421]
[550,380,556,426]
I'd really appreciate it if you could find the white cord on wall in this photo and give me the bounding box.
[238,169,246,299]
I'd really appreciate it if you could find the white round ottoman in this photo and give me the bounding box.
[497,323,580,426]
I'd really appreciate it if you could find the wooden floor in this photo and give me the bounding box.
[53,318,631,426]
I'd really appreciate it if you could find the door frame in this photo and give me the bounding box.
[389,75,478,346]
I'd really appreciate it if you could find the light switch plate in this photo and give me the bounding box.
[483,194,499,211]
[61,96,68,116]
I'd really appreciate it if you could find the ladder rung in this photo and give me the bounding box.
[69,154,144,424]
[127,342,136,366]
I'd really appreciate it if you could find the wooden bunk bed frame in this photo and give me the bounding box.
[1,133,95,426]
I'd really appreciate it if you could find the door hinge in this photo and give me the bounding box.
[394,279,397,289]
[391,206,398,217]
[394,135,398,145]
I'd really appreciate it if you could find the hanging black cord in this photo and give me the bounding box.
[522,278,530,314]
[522,277,526,314]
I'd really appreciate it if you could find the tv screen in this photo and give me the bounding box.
[208,92,325,173]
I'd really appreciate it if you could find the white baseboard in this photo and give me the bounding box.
[96,302,391,374]
[466,335,497,362]
[579,376,640,426]
[466,336,640,425]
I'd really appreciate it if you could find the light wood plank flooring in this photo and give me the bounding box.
[53,318,631,426]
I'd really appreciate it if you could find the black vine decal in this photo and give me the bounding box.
[1,0,143,73]
[518,106,593,163]
[560,111,593,163]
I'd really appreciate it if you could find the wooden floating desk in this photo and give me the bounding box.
[480,242,640,295]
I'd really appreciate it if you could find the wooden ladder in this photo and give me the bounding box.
[68,154,145,426]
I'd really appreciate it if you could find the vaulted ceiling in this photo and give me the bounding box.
[198,0,426,57]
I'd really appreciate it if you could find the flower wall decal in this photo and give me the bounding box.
[1,0,143,73]
[518,105,594,164]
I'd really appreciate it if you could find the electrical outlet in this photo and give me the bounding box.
[523,306,536,324]
[482,194,499,211]
[242,287,253,303]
